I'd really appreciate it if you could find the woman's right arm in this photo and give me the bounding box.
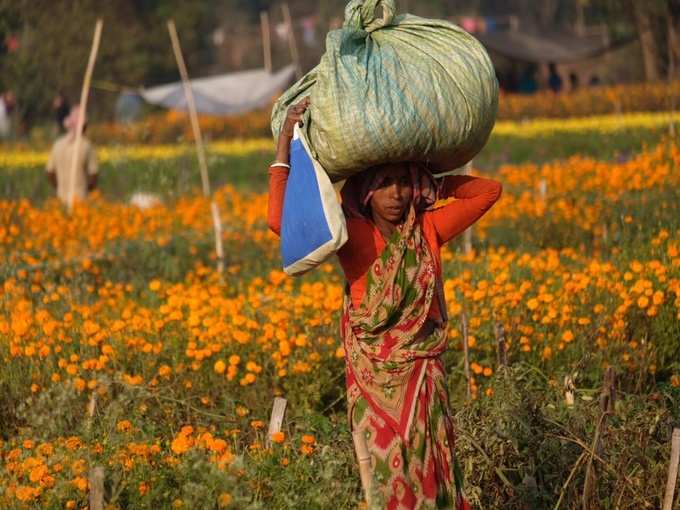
[267,165,289,237]
[267,98,310,236]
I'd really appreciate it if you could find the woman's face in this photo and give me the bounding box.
[369,164,413,224]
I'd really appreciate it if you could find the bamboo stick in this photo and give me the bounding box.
[461,311,471,401]
[281,3,302,79]
[352,429,373,507]
[67,19,103,212]
[463,161,473,255]
[494,321,508,369]
[663,428,680,510]
[88,466,105,510]
[261,11,272,73]
[266,397,287,448]
[167,20,225,274]
[599,367,615,414]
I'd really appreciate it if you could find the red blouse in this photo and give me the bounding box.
[267,166,502,319]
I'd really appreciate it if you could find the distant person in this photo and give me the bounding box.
[518,65,538,94]
[52,92,71,133]
[569,72,579,91]
[46,105,98,205]
[589,74,601,87]
[548,62,563,93]
[0,91,16,139]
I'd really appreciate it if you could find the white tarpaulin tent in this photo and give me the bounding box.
[140,64,296,115]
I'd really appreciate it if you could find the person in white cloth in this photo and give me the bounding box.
[46,104,98,205]
[0,91,16,139]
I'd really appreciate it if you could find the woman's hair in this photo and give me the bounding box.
[340,163,439,219]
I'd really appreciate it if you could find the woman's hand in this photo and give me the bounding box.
[276,97,310,164]
[281,97,310,138]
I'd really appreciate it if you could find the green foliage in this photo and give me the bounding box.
[0,0,209,122]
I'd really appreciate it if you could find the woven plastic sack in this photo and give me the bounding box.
[271,0,498,182]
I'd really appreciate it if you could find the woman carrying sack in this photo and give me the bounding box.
[268,99,502,509]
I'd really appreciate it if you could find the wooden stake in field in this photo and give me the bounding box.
[462,161,473,256]
[353,429,373,506]
[67,19,103,212]
[494,321,508,369]
[281,3,302,80]
[266,397,287,448]
[461,311,472,401]
[167,20,225,274]
[88,466,105,510]
[261,10,272,74]
[663,428,680,510]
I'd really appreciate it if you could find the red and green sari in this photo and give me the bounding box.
[341,199,469,510]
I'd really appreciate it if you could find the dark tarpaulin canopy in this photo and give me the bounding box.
[477,30,634,63]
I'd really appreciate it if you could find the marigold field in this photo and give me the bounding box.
[1,110,679,509]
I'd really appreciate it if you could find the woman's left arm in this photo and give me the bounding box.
[430,174,502,244]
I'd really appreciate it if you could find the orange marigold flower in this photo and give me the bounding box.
[301,434,316,445]
[250,420,265,430]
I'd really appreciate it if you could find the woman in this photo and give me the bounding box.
[268,99,502,509]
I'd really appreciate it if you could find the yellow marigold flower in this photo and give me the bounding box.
[637,296,649,309]
[271,431,285,444]
[170,434,193,455]
[116,420,133,433]
[228,354,241,366]
[149,280,161,291]
[218,493,233,507]
[72,476,88,492]
[214,360,226,374]
[301,434,316,445]
[652,290,664,305]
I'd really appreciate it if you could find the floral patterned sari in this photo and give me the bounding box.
[342,201,469,510]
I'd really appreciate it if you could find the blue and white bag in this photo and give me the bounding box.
[280,125,348,276]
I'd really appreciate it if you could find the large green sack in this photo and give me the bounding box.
[271,0,498,182]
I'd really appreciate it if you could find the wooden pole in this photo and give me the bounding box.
[353,429,373,507]
[67,19,103,212]
[461,311,472,401]
[261,11,272,74]
[266,397,287,448]
[599,367,616,414]
[167,20,225,274]
[494,321,508,369]
[88,466,105,510]
[663,428,680,510]
[281,3,302,79]
[668,15,677,137]
[463,162,473,255]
